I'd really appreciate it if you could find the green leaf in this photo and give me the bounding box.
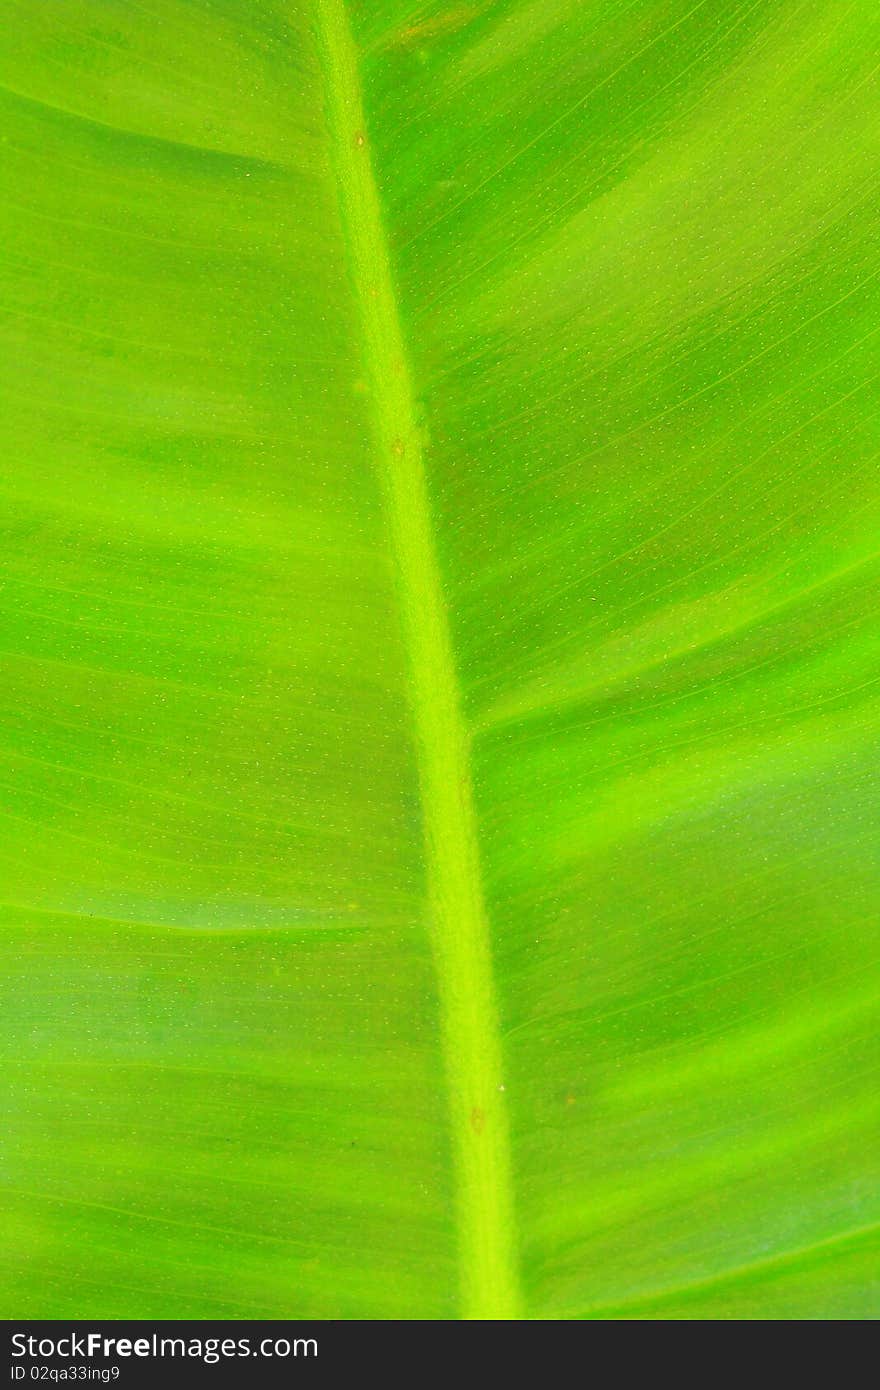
[2,0,879,1320]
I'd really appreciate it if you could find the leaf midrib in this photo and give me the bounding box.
[314,0,522,1320]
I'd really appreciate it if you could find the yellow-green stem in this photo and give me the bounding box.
[313,0,522,1321]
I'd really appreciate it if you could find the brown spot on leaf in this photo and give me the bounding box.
[470,1106,485,1134]
[395,5,481,48]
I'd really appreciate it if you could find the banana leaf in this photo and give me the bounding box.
[1,0,878,1320]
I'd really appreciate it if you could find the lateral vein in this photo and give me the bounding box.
[313,0,522,1320]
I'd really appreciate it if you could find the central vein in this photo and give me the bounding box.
[314,0,522,1321]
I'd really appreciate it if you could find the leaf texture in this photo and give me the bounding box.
[1,0,879,1320]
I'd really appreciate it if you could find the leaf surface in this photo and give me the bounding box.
[1,0,879,1319]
